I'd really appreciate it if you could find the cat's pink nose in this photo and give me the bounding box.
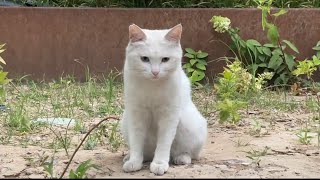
[151,70,159,76]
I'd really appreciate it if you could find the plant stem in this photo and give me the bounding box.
[59,116,119,179]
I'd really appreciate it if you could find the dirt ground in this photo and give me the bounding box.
[1,104,320,179]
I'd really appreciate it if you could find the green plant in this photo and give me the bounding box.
[214,59,273,99]
[6,100,31,132]
[83,135,97,150]
[296,129,313,145]
[217,98,246,124]
[250,119,262,137]
[183,48,208,87]
[0,43,10,104]
[69,159,99,179]
[245,146,270,166]
[312,41,320,58]
[293,55,320,80]
[43,156,55,178]
[211,1,299,86]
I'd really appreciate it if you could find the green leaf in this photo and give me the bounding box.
[262,47,272,56]
[267,24,279,45]
[190,59,197,66]
[239,40,246,48]
[69,169,77,178]
[282,40,299,54]
[257,47,264,54]
[197,59,208,65]
[279,73,289,84]
[187,67,195,73]
[223,69,233,80]
[272,9,288,17]
[197,52,208,59]
[0,72,8,82]
[219,110,230,123]
[185,48,196,54]
[258,63,267,67]
[0,44,5,49]
[264,43,276,48]
[276,64,286,73]
[312,55,320,66]
[247,39,261,46]
[312,46,320,51]
[0,49,5,54]
[196,63,206,70]
[251,64,258,74]
[268,54,282,70]
[261,7,269,31]
[258,55,266,62]
[284,54,295,71]
[182,63,191,69]
[184,53,194,59]
[272,49,282,56]
[191,70,205,82]
[0,56,6,65]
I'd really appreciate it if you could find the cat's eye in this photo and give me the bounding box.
[162,57,170,62]
[141,56,150,62]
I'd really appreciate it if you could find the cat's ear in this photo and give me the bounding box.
[129,24,146,43]
[165,24,182,42]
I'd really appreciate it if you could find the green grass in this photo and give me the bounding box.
[0,71,124,152]
[11,0,320,8]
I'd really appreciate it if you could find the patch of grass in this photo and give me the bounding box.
[245,146,270,166]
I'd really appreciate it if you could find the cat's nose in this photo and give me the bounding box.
[151,70,159,76]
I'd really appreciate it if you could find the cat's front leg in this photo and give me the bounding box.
[150,111,179,175]
[122,109,149,173]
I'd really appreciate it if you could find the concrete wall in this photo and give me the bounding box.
[0,7,319,80]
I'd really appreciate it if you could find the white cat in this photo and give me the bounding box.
[120,24,207,176]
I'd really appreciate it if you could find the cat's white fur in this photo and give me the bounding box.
[120,24,207,176]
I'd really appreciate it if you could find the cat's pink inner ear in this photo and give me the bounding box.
[129,24,146,43]
[165,24,182,42]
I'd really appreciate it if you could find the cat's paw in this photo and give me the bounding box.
[123,160,143,172]
[150,160,169,176]
[123,154,130,163]
[173,153,191,165]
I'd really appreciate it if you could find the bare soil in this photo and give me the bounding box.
[1,101,320,179]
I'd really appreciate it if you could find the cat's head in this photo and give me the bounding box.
[125,24,183,80]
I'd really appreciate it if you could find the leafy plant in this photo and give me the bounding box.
[292,55,320,80]
[183,48,208,87]
[0,43,10,104]
[69,159,99,179]
[312,41,320,58]
[214,59,272,124]
[43,156,55,178]
[211,1,299,86]
[214,59,273,99]
[217,98,246,124]
[245,146,270,166]
[296,129,313,145]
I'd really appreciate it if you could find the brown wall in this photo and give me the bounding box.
[0,7,320,81]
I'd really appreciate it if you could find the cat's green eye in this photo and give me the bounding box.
[162,57,170,62]
[141,56,150,62]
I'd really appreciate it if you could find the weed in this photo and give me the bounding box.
[231,138,250,147]
[296,129,313,145]
[43,156,55,178]
[245,146,270,166]
[183,48,209,88]
[69,159,99,179]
